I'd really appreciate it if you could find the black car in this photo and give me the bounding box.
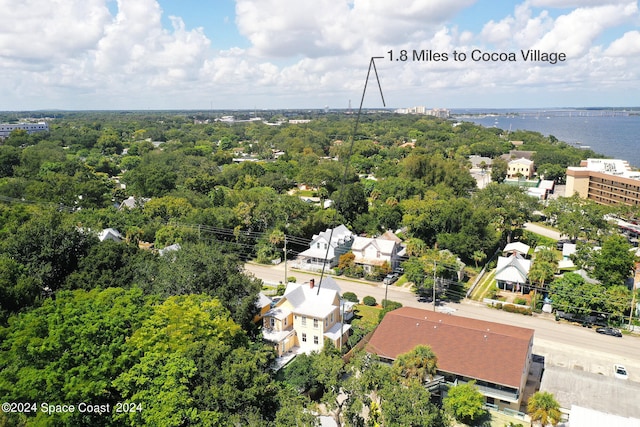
[596,327,622,337]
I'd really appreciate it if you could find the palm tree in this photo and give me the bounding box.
[472,250,487,268]
[528,249,558,309]
[392,345,438,385]
[527,391,562,426]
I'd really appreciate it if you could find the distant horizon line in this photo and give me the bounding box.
[1,106,639,114]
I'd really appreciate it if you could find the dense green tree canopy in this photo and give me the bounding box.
[0,287,151,426]
[443,381,487,425]
[592,234,637,287]
[1,110,633,425]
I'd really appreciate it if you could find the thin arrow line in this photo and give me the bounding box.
[317,57,387,295]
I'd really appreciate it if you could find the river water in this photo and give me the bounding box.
[453,108,640,168]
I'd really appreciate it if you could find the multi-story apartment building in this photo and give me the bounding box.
[0,122,49,138]
[566,159,640,206]
[366,307,534,412]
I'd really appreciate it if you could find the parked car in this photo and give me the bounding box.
[596,327,622,337]
[614,364,628,380]
[382,273,399,286]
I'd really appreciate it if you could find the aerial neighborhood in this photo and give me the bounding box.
[0,111,639,426]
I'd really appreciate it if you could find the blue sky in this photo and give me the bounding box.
[1,0,639,110]
[157,0,248,50]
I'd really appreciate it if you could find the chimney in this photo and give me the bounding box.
[309,279,315,289]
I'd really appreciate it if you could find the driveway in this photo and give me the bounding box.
[523,222,563,240]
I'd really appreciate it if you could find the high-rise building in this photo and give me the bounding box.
[566,159,640,206]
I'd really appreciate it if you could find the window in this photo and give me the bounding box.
[330,313,334,323]
[270,318,275,327]
[301,316,307,326]
[317,242,320,249]
[302,333,307,342]
[313,318,318,328]
[313,336,319,345]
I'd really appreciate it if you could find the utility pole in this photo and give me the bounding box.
[340,298,345,350]
[629,263,639,329]
[384,279,388,309]
[283,235,288,285]
[433,260,437,312]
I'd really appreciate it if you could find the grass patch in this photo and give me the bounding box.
[353,304,382,326]
[469,270,496,301]
[394,275,408,287]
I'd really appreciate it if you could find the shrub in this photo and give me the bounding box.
[501,303,532,315]
[503,304,516,313]
[286,276,296,283]
[342,292,359,303]
[363,296,377,306]
[378,300,403,322]
[514,297,528,306]
[380,300,402,310]
[495,303,503,310]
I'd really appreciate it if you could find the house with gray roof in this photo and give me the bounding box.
[495,253,531,292]
[296,225,354,271]
[98,228,124,243]
[502,242,531,257]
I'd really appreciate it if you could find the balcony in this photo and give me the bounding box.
[453,379,519,403]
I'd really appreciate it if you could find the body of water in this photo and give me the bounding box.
[452,108,640,169]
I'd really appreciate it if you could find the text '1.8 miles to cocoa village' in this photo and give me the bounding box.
[387,49,566,64]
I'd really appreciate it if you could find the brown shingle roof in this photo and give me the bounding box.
[365,307,534,388]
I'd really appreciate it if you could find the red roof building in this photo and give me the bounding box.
[366,307,534,411]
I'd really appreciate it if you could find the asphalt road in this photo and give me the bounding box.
[245,263,640,381]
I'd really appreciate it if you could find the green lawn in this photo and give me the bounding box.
[469,270,496,301]
[353,304,382,325]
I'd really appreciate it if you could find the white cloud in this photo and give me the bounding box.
[604,30,640,56]
[529,0,634,7]
[94,0,210,84]
[0,0,111,66]
[0,0,638,109]
[235,0,354,57]
[532,2,638,56]
[235,0,476,57]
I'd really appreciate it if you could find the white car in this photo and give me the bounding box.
[614,364,628,380]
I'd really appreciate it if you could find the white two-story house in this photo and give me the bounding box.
[262,277,351,357]
[350,236,402,273]
[296,225,354,271]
